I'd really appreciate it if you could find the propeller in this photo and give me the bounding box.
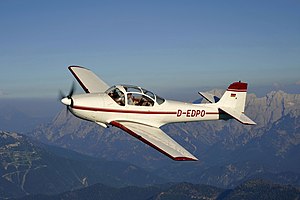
[59,82,76,116]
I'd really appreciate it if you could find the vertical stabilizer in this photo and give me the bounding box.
[217,81,247,112]
[217,81,256,125]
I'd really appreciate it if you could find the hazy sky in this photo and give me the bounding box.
[1,0,299,98]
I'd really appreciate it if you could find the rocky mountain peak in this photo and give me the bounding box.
[245,90,300,127]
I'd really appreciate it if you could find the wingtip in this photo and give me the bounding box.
[174,157,198,161]
[68,65,87,70]
[67,66,90,93]
[244,121,257,125]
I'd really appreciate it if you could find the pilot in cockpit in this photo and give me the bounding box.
[127,93,134,105]
[108,88,125,106]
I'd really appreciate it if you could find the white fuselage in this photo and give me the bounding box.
[69,93,220,128]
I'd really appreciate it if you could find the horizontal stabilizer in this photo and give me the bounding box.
[198,92,220,103]
[219,107,256,125]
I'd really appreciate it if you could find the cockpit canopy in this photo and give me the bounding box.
[105,85,165,106]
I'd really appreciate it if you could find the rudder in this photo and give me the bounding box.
[217,81,248,113]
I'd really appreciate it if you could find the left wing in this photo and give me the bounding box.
[69,66,110,93]
[110,121,198,161]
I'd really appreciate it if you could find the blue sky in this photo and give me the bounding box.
[0,0,299,99]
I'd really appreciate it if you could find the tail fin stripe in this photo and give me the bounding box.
[227,81,247,92]
[227,89,247,92]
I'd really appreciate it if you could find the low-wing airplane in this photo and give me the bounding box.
[60,66,256,161]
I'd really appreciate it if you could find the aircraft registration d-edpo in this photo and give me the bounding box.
[61,66,256,161]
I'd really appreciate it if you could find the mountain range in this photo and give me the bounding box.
[27,90,300,188]
[1,89,300,198]
[2,130,300,200]
[19,179,300,200]
[0,131,163,199]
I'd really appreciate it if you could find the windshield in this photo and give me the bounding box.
[107,85,165,106]
[106,86,125,106]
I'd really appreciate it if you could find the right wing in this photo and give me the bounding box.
[110,121,198,161]
[69,66,110,93]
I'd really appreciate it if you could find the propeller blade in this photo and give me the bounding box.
[59,82,76,117]
[68,81,76,98]
[58,90,65,101]
[66,105,70,117]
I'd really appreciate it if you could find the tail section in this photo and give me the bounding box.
[217,81,248,113]
[217,81,256,125]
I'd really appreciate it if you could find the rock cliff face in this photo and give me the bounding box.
[30,90,300,187]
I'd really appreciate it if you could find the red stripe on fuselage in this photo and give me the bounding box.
[206,112,219,115]
[72,105,177,115]
[72,105,221,116]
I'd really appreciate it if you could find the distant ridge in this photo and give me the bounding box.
[19,179,300,200]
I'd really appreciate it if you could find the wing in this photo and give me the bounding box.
[198,92,215,103]
[68,66,110,93]
[198,92,220,103]
[110,121,198,161]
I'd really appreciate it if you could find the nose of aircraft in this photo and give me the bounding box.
[61,97,72,106]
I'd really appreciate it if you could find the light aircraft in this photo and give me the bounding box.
[60,66,256,161]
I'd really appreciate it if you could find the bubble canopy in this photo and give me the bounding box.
[105,85,165,106]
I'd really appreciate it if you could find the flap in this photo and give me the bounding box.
[110,121,198,161]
